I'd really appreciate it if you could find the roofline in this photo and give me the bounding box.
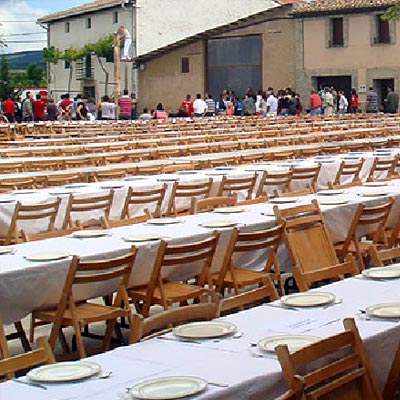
[135,4,293,64]
[293,5,391,18]
[37,0,134,24]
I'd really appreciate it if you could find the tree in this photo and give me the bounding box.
[0,55,13,98]
[26,63,46,86]
[62,47,85,94]
[383,3,400,20]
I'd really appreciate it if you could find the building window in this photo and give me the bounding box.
[330,17,344,46]
[85,54,93,78]
[376,14,390,43]
[181,57,190,73]
[86,17,92,29]
[64,60,70,69]
[65,22,70,33]
[113,11,118,24]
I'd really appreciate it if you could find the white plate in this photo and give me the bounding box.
[13,190,35,195]
[0,196,16,203]
[147,218,182,225]
[173,321,236,339]
[269,197,298,204]
[215,167,236,171]
[362,181,389,187]
[157,177,179,182]
[257,335,320,353]
[72,230,110,238]
[200,220,237,228]
[317,189,345,196]
[176,171,198,175]
[130,376,208,400]
[25,252,70,262]
[281,291,336,307]
[214,206,244,214]
[358,189,389,197]
[124,176,147,181]
[0,247,13,255]
[27,361,101,383]
[123,233,162,242]
[100,183,125,189]
[362,266,400,279]
[366,303,400,319]
[49,189,76,195]
[318,197,349,205]
[64,183,89,188]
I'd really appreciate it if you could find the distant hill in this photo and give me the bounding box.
[5,51,45,71]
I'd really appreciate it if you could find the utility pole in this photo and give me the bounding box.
[113,32,121,113]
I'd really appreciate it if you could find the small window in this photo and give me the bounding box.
[64,60,70,69]
[113,11,118,24]
[65,22,70,33]
[86,17,92,29]
[376,14,390,43]
[181,57,190,74]
[330,17,344,46]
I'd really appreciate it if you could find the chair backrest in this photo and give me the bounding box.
[275,318,383,400]
[0,162,26,173]
[0,177,36,191]
[28,160,61,172]
[368,245,400,267]
[121,184,166,219]
[274,376,305,400]
[167,179,212,216]
[21,226,79,242]
[291,164,321,192]
[102,211,152,228]
[94,168,127,181]
[207,156,239,168]
[257,170,293,198]
[367,156,397,182]
[6,198,61,245]
[333,158,364,187]
[62,190,114,229]
[217,174,257,200]
[130,293,221,343]
[161,162,194,174]
[0,336,55,381]
[135,164,163,175]
[190,194,237,214]
[45,173,83,187]
[63,157,94,169]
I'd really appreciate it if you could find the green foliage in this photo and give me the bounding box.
[42,46,61,64]
[383,3,400,20]
[26,63,46,86]
[10,71,31,88]
[0,55,13,98]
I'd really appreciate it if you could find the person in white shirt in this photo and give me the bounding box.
[266,92,278,114]
[119,26,132,60]
[338,91,349,114]
[192,94,207,117]
[100,95,116,120]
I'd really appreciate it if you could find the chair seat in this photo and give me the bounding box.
[34,302,128,326]
[211,268,269,287]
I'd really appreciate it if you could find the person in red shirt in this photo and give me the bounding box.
[33,94,45,121]
[309,90,322,116]
[60,93,73,120]
[2,96,15,123]
[118,89,132,120]
[180,94,193,117]
[350,88,359,114]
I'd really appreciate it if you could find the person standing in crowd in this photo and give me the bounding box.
[33,94,45,122]
[2,95,15,123]
[180,94,193,117]
[384,86,399,113]
[46,98,58,121]
[266,90,278,115]
[295,93,302,116]
[100,95,116,120]
[75,96,89,120]
[119,26,132,60]
[242,92,256,116]
[154,103,168,119]
[338,91,349,114]
[323,87,334,116]
[22,91,34,122]
[14,96,22,123]
[118,89,132,120]
[366,86,379,113]
[277,90,289,116]
[288,91,298,116]
[130,93,138,120]
[60,93,73,120]
[192,94,207,117]
[233,97,242,116]
[309,90,322,116]
[139,107,153,121]
[204,93,216,117]
[350,88,359,114]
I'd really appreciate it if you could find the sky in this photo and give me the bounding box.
[0,0,89,53]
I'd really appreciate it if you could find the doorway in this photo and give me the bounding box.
[316,75,352,101]
[373,78,394,111]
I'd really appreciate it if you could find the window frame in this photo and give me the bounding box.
[65,22,70,33]
[326,15,348,48]
[113,11,118,24]
[371,13,396,45]
[86,17,92,29]
[181,57,190,74]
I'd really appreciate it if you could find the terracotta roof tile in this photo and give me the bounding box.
[293,0,398,15]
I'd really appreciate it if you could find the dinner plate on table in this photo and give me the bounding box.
[0,247,13,255]
[157,176,179,182]
[130,376,208,400]
[24,251,70,262]
[173,321,236,339]
[269,197,298,204]
[257,335,320,353]
[317,197,349,205]
[214,206,244,214]
[0,196,16,203]
[358,189,389,197]
[147,217,182,225]
[123,233,162,242]
[124,176,147,181]
[362,181,390,187]
[64,183,89,189]
[48,188,76,195]
[200,220,238,228]
[215,166,236,171]
[317,189,345,196]
[71,230,110,238]
[362,266,400,280]
[27,361,101,383]
[176,171,198,175]
[366,303,400,319]
[13,190,36,195]
[99,182,125,189]
[281,291,336,307]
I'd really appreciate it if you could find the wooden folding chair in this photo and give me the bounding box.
[62,190,114,229]
[212,224,284,297]
[102,154,129,165]
[121,185,166,219]
[31,247,137,359]
[367,156,397,182]
[190,194,237,214]
[207,156,239,168]
[161,162,195,174]
[257,170,293,198]
[28,159,61,172]
[291,164,320,192]
[368,245,400,267]
[167,179,212,216]
[21,227,79,242]
[217,174,257,201]
[329,158,364,189]
[129,232,219,317]
[130,294,221,343]
[62,157,95,169]
[0,336,54,382]
[334,198,394,270]
[5,198,61,245]
[275,318,383,400]
[94,168,127,181]
[134,164,163,175]
[0,162,26,173]
[383,335,400,400]
[102,211,152,228]
[44,172,84,187]
[0,177,36,191]
[274,199,359,291]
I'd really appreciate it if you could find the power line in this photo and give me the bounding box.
[3,33,44,37]
[5,40,46,43]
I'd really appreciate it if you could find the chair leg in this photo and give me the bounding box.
[14,321,31,351]
[102,318,117,352]
[29,315,36,343]
[58,330,71,354]
[72,321,86,359]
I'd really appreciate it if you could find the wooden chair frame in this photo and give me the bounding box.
[190,194,237,214]
[257,170,293,198]
[331,158,364,188]
[217,174,257,201]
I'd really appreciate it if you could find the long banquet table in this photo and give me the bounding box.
[0,277,399,399]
